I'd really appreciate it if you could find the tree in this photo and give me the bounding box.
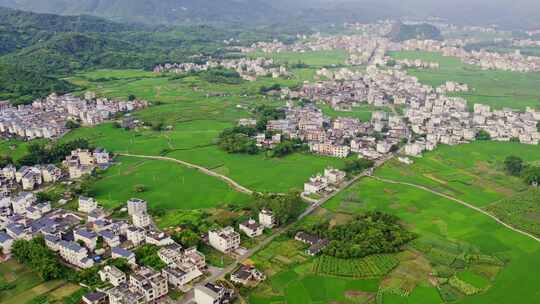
[151,121,165,132]
[268,139,307,158]
[504,156,524,176]
[106,258,131,273]
[134,184,146,193]
[253,191,304,226]
[524,166,540,186]
[65,120,80,129]
[343,159,374,175]
[128,94,136,101]
[172,230,201,248]
[217,131,258,155]
[17,138,91,167]
[306,211,416,259]
[476,130,491,141]
[135,244,166,271]
[11,237,67,281]
[0,155,13,168]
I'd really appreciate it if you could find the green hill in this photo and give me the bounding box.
[0,63,76,104]
[0,6,139,55]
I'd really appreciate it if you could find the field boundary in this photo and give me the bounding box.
[369,176,540,243]
[118,153,254,195]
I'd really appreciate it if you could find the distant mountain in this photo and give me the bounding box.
[0,7,141,55]
[2,0,540,29]
[0,0,283,25]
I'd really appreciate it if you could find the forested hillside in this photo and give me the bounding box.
[0,7,139,55]
[0,63,76,104]
[0,7,249,103]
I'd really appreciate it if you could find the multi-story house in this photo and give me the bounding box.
[239,219,263,238]
[79,196,98,213]
[111,247,136,265]
[57,240,94,269]
[132,212,151,228]
[74,228,98,250]
[208,227,240,253]
[127,198,147,216]
[99,265,127,287]
[258,209,276,228]
[127,226,146,246]
[129,267,168,303]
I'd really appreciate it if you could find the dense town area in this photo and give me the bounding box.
[1,14,540,304]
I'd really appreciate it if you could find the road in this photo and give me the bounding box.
[370,176,540,243]
[118,153,254,195]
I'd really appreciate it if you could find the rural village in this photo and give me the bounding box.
[0,12,540,304]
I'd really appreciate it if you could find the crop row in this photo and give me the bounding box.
[313,254,398,278]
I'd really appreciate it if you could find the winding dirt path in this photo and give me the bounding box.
[118,153,254,195]
[369,176,540,243]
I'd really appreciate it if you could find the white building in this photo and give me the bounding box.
[129,267,168,303]
[239,219,263,238]
[145,231,174,247]
[111,247,136,265]
[208,227,240,253]
[78,196,98,213]
[74,229,98,250]
[127,198,147,216]
[194,283,234,304]
[404,142,424,157]
[57,241,94,269]
[127,227,146,246]
[132,212,152,228]
[324,168,346,185]
[12,192,35,214]
[258,209,276,228]
[99,265,127,287]
[162,266,203,290]
[304,175,328,195]
[0,233,14,255]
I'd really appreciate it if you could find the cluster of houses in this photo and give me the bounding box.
[401,39,540,73]
[0,163,62,193]
[395,59,439,69]
[513,39,540,47]
[153,58,289,81]
[343,20,395,37]
[293,67,434,110]
[259,103,367,158]
[64,148,112,179]
[0,188,241,304]
[403,96,540,156]
[279,56,540,160]
[0,93,148,140]
[0,148,111,206]
[303,168,346,195]
[435,81,469,94]
[208,209,276,254]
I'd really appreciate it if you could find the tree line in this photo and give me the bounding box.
[504,155,540,186]
[16,138,91,167]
